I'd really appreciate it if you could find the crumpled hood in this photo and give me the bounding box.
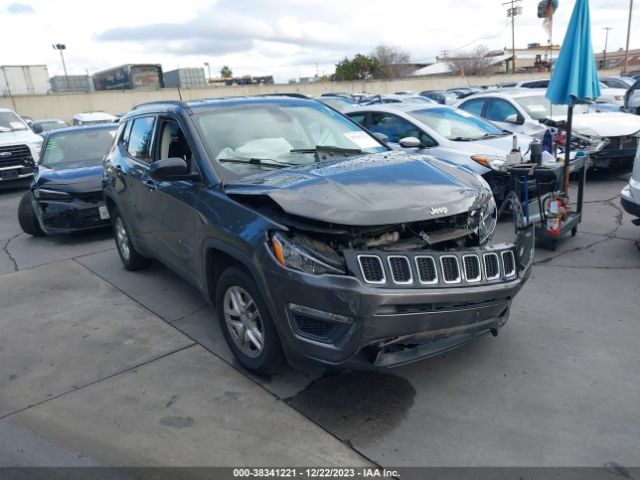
[0,129,42,147]
[35,164,103,191]
[448,133,532,156]
[226,151,488,226]
[552,112,640,137]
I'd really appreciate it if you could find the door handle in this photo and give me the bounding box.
[143,179,156,191]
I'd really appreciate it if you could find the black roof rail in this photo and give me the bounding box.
[255,93,312,99]
[132,100,190,111]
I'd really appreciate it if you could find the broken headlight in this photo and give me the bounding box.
[270,232,344,275]
[468,190,497,245]
[470,154,508,172]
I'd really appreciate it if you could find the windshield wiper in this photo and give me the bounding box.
[290,145,363,161]
[450,136,479,142]
[218,158,298,169]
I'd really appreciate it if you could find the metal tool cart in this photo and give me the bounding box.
[507,154,587,251]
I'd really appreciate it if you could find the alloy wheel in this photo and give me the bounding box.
[223,285,264,358]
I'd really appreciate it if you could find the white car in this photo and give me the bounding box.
[0,108,43,185]
[499,79,626,105]
[344,103,533,202]
[456,89,640,170]
[72,111,118,126]
[621,145,640,226]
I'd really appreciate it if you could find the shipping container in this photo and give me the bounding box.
[93,64,164,91]
[50,75,92,93]
[0,65,50,96]
[163,68,207,88]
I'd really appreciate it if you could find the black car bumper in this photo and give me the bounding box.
[590,147,636,170]
[257,225,535,369]
[33,197,110,235]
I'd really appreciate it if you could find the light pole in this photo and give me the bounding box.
[204,62,211,83]
[52,44,69,92]
[623,0,634,74]
[602,27,612,69]
[504,0,523,73]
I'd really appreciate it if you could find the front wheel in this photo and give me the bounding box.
[216,267,284,374]
[18,191,45,237]
[112,207,151,271]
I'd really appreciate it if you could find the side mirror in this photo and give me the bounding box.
[149,157,192,181]
[398,136,422,148]
[32,124,43,134]
[505,113,525,125]
[373,132,389,143]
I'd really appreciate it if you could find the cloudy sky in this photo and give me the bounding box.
[0,0,637,82]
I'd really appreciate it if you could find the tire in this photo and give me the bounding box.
[112,207,151,271]
[216,266,284,374]
[18,191,45,237]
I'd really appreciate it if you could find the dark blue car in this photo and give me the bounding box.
[18,124,117,236]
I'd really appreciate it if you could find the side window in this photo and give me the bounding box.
[459,98,486,117]
[369,113,421,143]
[127,116,155,163]
[119,121,132,148]
[156,119,194,165]
[347,112,367,127]
[485,99,519,123]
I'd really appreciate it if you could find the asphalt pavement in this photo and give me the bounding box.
[0,173,638,470]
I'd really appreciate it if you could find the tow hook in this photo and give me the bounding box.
[490,328,499,337]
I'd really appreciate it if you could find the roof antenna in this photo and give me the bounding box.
[177,86,183,101]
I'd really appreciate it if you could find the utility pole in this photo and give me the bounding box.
[623,0,634,74]
[204,62,211,83]
[504,0,522,74]
[602,27,612,69]
[52,44,69,92]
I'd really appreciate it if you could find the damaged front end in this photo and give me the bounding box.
[247,188,535,368]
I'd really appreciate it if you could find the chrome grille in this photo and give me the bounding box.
[440,256,461,283]
[502,250,516,277]
[463,255,481,282]
[388,256,412,284]
[415,256,437,284]
[0,144,33,167]
[484,253,500,280]
[358,255,385,284]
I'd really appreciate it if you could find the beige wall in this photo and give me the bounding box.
[0,70,621,123]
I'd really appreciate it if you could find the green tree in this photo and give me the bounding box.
[220,65,233,78]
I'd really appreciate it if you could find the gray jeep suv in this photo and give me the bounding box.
[103,95,534,373]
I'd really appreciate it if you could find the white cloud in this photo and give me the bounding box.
[0,0,637,82]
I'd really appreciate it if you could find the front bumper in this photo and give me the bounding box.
[621,182,640,219]
[589,144,637,170]
[33,195,110,235]
[258,224,535,369]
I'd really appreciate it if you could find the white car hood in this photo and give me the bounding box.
[551,112,640,138]
[0,129,42,147]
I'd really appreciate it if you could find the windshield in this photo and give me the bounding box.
[38,120,68,132]
[194,101,387,178]
[41,129,116,170]
[318,97,353,110]
[515,96,589,120]
[409,107,505,141]
[0,112,28,132]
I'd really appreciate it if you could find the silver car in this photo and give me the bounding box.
[344,103,533,202]
[621,145,640,227]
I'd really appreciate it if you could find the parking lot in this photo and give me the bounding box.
[1,171,639,472]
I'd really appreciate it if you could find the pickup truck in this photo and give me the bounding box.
[0,108,43,185]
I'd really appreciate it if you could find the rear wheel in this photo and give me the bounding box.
[18,191,45,237]
[216,266,284,374]
[112,207,151,271]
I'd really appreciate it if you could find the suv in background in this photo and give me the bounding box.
[103,96,534,373]
[0,107,43,186]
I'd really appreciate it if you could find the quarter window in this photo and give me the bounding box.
[127,116,155,163]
